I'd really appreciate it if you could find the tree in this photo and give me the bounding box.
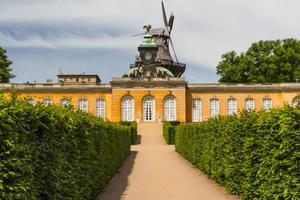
[0,47,15,83]
[216,39,300,83]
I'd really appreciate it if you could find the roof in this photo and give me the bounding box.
[57,74,99,77]
[187,83,300,92]
[57,74,101,83]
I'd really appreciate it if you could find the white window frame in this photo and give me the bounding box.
[29,97,36,106]
[122,96,134,121]
[79,98,88,112]
[210,98,219,118]
[164,96,176,121]
[245,98,255,111]
[192,98,202,122]
[227,98,237,115]
[96,99,105,118]
[292,96,300,107]
[143,96,155,121]
[262,98,272,110]
[43,98,52,106]
[61,98,70,106]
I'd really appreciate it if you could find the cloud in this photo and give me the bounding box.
[0,31,137,49]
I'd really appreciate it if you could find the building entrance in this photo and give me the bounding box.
[143,97,155,121]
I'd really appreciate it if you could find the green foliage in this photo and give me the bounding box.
[119,121,138,144]
[163,121,180,144]
[175,108,300,199]
[0,47,15,83]
[0,95,131,200]
[217,39,300,83]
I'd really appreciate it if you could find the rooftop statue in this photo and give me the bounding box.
[143,25,152,34]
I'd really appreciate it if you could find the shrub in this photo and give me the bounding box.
[119,121,138,144]
[0,95,131,200]
[163,121,180,144]
[175,108,300,199]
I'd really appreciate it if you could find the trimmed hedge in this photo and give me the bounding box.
[175,107,300,200]
[0,95,131,200]
[163,121,180,144]
[119,121,138,144]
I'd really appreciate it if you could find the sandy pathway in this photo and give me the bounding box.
[97,122,239,200]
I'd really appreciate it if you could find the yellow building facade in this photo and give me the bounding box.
[1,80,300,123]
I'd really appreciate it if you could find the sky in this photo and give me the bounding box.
[1,0,300,83]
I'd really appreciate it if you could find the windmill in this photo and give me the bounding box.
[127,1,186,78]
[133,1,179,63]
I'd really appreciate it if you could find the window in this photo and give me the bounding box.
[227,98,237,115]
[210,98,219,117]
[79,98,88,112]
[263,98,272,110]
[61,98,70,106]
[164,96,176,121]
[143,96,155,121]
[43,98,52,106]
[292,96,300,107]
[245,98,255,111]
[192,99,202,122]
[29,98,36,106]
[122,96,134,121]
[96,99,105,118]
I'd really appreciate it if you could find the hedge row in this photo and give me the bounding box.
[163,121,180,144]
[119,121,138,144]
[0,95,131,200]
[175,107,300,200]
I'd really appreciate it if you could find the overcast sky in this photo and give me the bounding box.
[1,0,300,83]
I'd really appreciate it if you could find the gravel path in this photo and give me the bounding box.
[97,122,239,200]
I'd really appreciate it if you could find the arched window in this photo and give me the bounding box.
[164,96,176,121]
[28,97,36,106]
[245,98,255,111]
[292,96,300,107]
[227,98,237,115]
[192,98,202,122]
[143,96,155,121]
[210,98,219,117]
[263,98,272,110]
[122,96,134,121]
[96,99,105,118]
[78,98,88,112]
[61,98,70,106]
[43,98,52,106]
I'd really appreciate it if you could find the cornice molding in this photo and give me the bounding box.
[0,84,112,93]
[188,83,300,92]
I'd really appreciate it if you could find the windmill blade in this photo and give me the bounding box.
[169,36,179,63]
[168,12,175,32]
[161,1,168,28]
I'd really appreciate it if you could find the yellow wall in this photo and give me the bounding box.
[2,85,300,123]
[111,88,186,122]
[3,91,112,121]
[186,91,298,122]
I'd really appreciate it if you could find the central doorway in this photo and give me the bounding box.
[143,96,155,121]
